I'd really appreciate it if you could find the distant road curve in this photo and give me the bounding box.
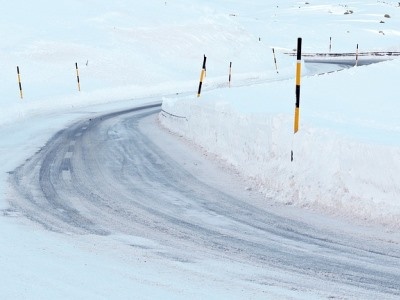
[8,102,400,298]
[286,51,400,66]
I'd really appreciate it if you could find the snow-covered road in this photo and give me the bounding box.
[7,103,400,298]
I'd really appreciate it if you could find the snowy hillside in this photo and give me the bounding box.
[1,1,400,299]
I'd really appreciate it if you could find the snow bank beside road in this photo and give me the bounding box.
[160,60,400,227]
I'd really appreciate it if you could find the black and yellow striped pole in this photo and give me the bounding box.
[16,66,23,99]
[75,62,81,91]
[197,55,207,97]
[294,38,302,134]
[272,48,279,74]
[292,37,302,162]
[228,61,232,87]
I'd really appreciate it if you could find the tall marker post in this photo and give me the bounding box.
[75,62,81,91]
[16,66,23,99]
[291,37,302,162]
[329,37,332,52]
[228,61,232,87]
[197,55,207,97]
[272,48,279,74]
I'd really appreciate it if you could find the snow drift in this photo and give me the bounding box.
[160,59,400,227]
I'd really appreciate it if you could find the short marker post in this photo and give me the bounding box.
[75,62,81,91]
[272,48,279,74]
[355,44,359,66]
[329,37,332,52]
[228,61,232,87]
[16,66,23,99]
[197,55,207,97]
[292,37,302,162]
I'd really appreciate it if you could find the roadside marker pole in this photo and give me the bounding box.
[16,66,23,99]
[329,37,332,52]
[204,54,207,78]
[294,38,302,134]
[355,44,359,66]
[272,48,279,74]
[291,37,302,162]
[75,62,81,91]
[197,55,207,97]
[228,61,232,87]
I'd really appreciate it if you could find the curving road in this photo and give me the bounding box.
[8,103,400,298]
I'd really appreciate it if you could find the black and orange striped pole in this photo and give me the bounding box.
[228,61,232,87]
[292,38,302,162]
[272,48,279,74]
[75,62,81,91]
[16,66,23,99]
[197,55,207,97]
